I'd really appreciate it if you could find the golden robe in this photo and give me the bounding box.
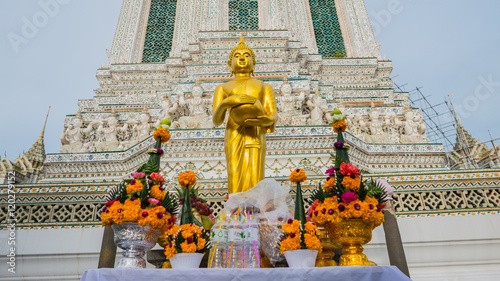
[213,78,278,193]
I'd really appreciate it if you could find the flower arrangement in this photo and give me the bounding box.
[101,118,178,232]
[163,171,210,260]
[279,219,322,254]
[278,168,322,256]
[309,109,387,228]
[163,223,208,259]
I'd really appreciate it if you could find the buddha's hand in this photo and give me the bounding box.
[222,94,256,109]
[244,115,274,127]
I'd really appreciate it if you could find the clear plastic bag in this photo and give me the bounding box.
[224,179,294,266]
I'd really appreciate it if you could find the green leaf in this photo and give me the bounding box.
[310,183,326,202]
[180,185,195,225]
[162,191,179,214]
[294,183,307,225]
[140,179,150,208]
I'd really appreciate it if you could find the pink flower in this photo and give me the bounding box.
[150,172,165,183]
[341,191,358,203]
[325,167,336,177]
[132,172,146,179]
[148,198,160,205]
[339,163,360,177]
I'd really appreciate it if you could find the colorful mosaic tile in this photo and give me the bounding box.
[142,0,177,63]
[309,0,346,57]
[229,0,259,30]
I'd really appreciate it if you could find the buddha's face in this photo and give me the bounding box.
[231,49,254,74]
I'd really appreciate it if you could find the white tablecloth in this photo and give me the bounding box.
[81,266,411,281]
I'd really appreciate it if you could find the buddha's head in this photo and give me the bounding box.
[228,35,256,76]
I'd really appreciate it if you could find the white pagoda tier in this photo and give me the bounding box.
[0,1,498,281]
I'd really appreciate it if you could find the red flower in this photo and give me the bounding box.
[339,163,360,177]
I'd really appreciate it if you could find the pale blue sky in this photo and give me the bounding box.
[1,0,499,159]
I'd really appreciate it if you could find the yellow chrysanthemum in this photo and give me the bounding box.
[289,169,307,183]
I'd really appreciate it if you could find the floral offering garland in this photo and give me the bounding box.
[101,119,178,232]
[309,109,387,228]
[163,170,210,260]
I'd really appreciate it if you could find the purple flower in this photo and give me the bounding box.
[142,211,148,217]
[334,142,344,149]
[168,219,172,224]
[290,233,296,238]
[338,205,345,212]
[321,208,326,214]
[314,211,318,216]
[130,197,137,201]
[130,179,136,185]
[280,237,284,242]
[328,209,334,215]
[341,191,359,203]
[157,213,163,219]
[326,177,331,181]
[369,204,374,209]
[157,202,163,206]
[159,186,164,191]
[157,148,164,154]
[186,238,193,244]
[287,218,293,224]
[117,209,122,213]
[354,203,361,210]
[102,207,108,212]
[295,168,300,172]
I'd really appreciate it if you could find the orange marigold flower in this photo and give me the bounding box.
[282,219,301,234]
[363,210,385,227]
[178,171,197,187]
[342,176,361,192]
[180,241,197,253]
[122,199,141,222]
[167,225,181,236]
[197,237,206,250]
[289,168,307,183]
[164,243,177,260]
[279,236,301,254]
[304,222,319,236]
[154,127,171,144]
[332,120,347,133]
[180,224,196,239]
[304,233,322,253]
[126,180,144,194]
[323,177,336,192]
[150,184,166,201]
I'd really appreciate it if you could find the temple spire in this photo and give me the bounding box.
[24,106,51,169]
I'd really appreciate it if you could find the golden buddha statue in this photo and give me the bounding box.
[212,35,279,194]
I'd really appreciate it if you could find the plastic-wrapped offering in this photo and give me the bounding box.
[224,179,294,266]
